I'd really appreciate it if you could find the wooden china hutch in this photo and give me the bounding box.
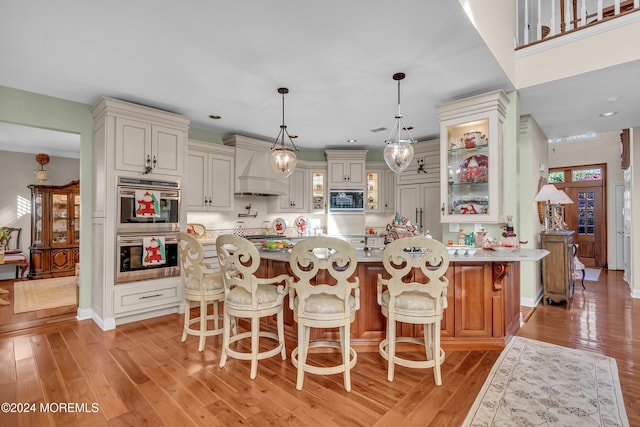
[28,180,80,279]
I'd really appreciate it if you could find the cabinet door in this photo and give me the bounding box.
[397,184,420,227]
[208,153,234,211]
[51,193,70,247]
[383,169,396,212]
[347,161,365,186]
[71,193,80,245]
[276,168,307,212]
[185,150,208,211]
[420,183,441,240]
[454,263,494,339]
[310,170,326,212]
[51,248,73,273]
[152,125,183,176]
[329,161,348,186]
[366,171,381,212]
[115,117,152,173]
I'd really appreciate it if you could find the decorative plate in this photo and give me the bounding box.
[294,216,309,235]
[186,223,206,238]
[272,218,286,235]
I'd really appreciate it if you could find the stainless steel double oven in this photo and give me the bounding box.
[115,177,181,283]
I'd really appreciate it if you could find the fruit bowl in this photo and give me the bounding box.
[261,240,294,252]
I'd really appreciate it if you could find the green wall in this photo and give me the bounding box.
[0,85,94,310]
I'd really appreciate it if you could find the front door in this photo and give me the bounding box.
[550,164,607,268]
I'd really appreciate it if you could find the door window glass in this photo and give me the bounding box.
[577,191,595,235]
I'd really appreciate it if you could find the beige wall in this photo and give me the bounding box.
[547,130,625,268]
[516,20,640,88]
[461,0,517,86]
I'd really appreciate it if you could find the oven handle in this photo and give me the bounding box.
[119,188,180,199]
[118,235,179,246]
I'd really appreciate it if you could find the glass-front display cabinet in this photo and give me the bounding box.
[366,171,380,211]
[310,171,325,212]
[439,90,509,223]
[28,180,80,279]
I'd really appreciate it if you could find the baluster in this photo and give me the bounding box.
[537,0,542,41]
[614,0,620,16]
[580,0,586,27]
[550,0,557,36]
[523,0,529,45]
[598,0,603,21]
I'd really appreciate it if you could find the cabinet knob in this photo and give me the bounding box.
[152,155,157,168]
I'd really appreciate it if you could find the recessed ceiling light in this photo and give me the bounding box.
[599,111,617,117]
[347,139,357,144]
[209,114,221,119]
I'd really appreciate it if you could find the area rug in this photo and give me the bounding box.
[13,276,77,314]
[463,336,629,427]
[584,268,602,282]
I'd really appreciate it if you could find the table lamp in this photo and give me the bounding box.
[534,184,564,231]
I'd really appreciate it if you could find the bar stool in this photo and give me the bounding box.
[216,234,290,379]
[288,237,360,392]
[177,232,225,352]
[377,237,449,384]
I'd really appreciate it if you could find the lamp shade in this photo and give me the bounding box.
[384,139,414,173]
[271,147,297,177]
[557,189,574,204]
[534,184,564,203]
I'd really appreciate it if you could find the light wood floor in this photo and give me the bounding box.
[0,270,637,426]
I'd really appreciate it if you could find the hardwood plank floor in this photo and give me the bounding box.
[0,270,637,426]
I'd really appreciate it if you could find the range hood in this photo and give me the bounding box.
[223,135,287,196]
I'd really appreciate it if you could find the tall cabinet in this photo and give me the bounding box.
[395,140,441,240]
[29,180,80,279]
[438,90,509,224]
[541,231,575,309]
[91,97,190,330]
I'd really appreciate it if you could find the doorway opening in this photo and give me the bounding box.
[549,163,607,268]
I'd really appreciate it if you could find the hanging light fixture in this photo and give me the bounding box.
[270,87,299,177]
[383,72,415,174]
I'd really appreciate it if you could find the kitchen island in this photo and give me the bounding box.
[256,246,548,351]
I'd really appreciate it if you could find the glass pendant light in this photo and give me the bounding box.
[383,72,415,174]
[270,87,298,177]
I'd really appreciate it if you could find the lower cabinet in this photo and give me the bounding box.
[259,259,520,350]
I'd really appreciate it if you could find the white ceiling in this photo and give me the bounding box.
[0,1,637,155]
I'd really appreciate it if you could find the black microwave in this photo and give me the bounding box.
[329,189,365,212]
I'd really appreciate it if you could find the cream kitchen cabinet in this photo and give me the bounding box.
[366,164,396,213]
[310,169,327,212]
[186,141,235,212]
[396,182,441,241]
[115,116,187,177]
[270,167,308,212]
[438,90,509,224]
[325,150,367,188]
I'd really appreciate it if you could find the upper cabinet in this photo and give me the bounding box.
[438,90,509,224]
[186,140,235,212]
[365,164,396,213]
[270,167,309,213]
[93,97,190,179]
[325,150,368,188]
[310,169,326,213]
